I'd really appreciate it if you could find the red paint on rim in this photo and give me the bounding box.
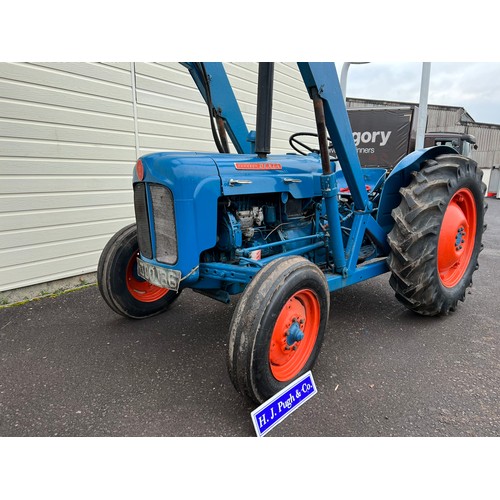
[269,289,321,382]
[126,252,169,302]
[437,188,477,288]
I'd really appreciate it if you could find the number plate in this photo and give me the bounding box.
[136,258,181,292]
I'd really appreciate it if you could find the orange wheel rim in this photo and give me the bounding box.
[269,289,321,382]
[126,252,169,302]
[437,188,477,288]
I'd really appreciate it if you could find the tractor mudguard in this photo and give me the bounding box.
[377,145,458,234]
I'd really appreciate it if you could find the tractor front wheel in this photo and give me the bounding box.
[387,154,486,316]
[227,256,330,404]
[97,224,181,319]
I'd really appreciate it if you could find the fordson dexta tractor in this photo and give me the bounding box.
[97,63,486,404]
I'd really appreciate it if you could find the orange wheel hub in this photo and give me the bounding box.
[269,289,321,382]
[437,188,477,288]
[126,252,169,302]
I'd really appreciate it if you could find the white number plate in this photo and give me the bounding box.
[136,258,181,292]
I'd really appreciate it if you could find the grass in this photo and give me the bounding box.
[0,282,97,309]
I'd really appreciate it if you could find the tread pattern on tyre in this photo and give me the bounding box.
[387,154,487,316]
[227,255,330,403]
[97,223,137,317]
[97,224,180,319]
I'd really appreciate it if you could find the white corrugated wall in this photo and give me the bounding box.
[464,123,500,168]
[0,62,138,293]
[133,62,315,156]
[0,62,315,293]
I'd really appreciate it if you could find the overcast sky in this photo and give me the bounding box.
[338,62,500,126]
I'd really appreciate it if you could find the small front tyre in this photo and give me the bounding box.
[97,224,181,319]
[227,256,330,404]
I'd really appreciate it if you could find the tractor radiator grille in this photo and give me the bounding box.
[133,183,152,259]
[149,184,178,265]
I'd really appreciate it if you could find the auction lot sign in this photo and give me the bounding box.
[251,371,317,437]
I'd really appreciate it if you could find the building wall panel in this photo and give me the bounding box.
[0,62,136,292]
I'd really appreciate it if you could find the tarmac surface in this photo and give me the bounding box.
[1,200,499,437]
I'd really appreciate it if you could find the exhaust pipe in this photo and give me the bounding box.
[255,62,274,158]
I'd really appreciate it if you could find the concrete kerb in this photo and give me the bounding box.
[0,272,97,308]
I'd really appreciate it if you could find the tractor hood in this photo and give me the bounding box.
[213,153,323,198]
[135,151,324,200]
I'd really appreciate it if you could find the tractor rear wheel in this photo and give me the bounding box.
[387,154,487,316]
[227,256,330,404]
[97,224,181,319]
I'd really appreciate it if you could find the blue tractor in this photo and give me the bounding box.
[97,63,487,404]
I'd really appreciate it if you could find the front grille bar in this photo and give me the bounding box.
[133,183,153,259]
[149,183,178,265]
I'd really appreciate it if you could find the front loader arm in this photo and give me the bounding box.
[182,62,254,154]
[297,63,369,211]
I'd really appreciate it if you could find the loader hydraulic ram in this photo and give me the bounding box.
[98,63,487,404]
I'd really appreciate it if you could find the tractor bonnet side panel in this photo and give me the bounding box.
[134,152,222,279]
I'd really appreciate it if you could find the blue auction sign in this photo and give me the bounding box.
[251,371,317,437]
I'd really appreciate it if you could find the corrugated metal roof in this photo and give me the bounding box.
[347,97,476,123]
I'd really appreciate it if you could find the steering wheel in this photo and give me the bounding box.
[288,132,337,160]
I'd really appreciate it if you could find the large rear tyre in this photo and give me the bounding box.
[97,224,181,319]
[227,256,330,404]
[387,154,487,316]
